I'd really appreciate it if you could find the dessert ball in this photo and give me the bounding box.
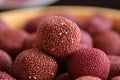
[93,31,120,55]
[112,76,120,80]
[75,76,102,80]
[24,16,47,33]
[24,33,39,49]
[80,30,93,47]
[82,12,112,35]
[12,48,58,80]
[55,73,72,80]
[0,50,12,73]
[0,29,28,58]
[37,16,81,58]
[67,48,110,80]
[108,55,120,79]
[0,71,15,80]
[0,20,8,31]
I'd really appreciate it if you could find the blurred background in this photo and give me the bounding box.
[0,0,120,10]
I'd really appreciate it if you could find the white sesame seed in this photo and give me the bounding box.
[61,22,65,25]
[52,48,55,51]
[29,76,31,79]
[51,72,54,76]
[33,76,37,79]
[61,40,63,43]
[65,32,68,34]
[59,33,62,35]
[71,38,74,43]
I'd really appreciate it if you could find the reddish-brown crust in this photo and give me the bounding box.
[24,33,39,49]
[55,73,72,80]
[0,71,16,80]
[37,16,81,58]
[0,50,12,73]
[108,55,120,79]
[83,12,112,35]
[80,30,93,47]
[75,76,101,80]
[93,31,120,55]
[67,48,110,80]
[12,48,58,80]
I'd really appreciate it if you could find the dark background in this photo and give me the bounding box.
[52,0,120,9]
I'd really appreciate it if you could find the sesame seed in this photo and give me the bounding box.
[33,76,37,79]
[29,76,31,79]
[51,72,54,76]
[52,48,55,51]
[59,33,62,35]
[65,32,68,34]
[61,40,63,43]
[61,22,65,25]
[71,38,74,43]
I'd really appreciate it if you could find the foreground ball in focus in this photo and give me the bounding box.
[12,48,58,80]
[67,48,110,80]
[37,16,81,58]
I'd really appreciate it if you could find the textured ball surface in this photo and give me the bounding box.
[0,71,16,80]
[12,48,58,80]
[37,16,81,58]
[55,73,72,80]
[83,12,112,35]
[67,48,110,80]
[108,55,120,79]
[112,76,120,80]
[0,50,12,73]
[75,76,102,80]
[80,30,93,47]
[93,31,120,55]
[24,33,39,49]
